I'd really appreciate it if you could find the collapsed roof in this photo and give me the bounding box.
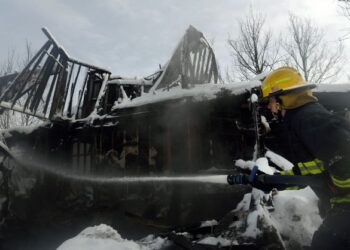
[0,26,219,121]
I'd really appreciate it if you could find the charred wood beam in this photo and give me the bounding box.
[1,41,51,104]
[50,56,69,118]
[61,62,74,108]
[76,69,90,119]
[67,64,81,117]
[42,60,62,115]
[1,28,110,120]
[30,46,60,112]
[199,47,208,83]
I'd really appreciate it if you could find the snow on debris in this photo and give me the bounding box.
[265,150,294,170]
[227,187,321,248]
[200,219,218,227]
[57,156,322,249]
[112,81,260,110]
[255,157,275,175]
[57,224,169,250]
[230,157,322,248]
[197,235,236,247]
[241,209,261,239]
[233,192,252,212]
[270,187,322,247]
[235,157,276,175]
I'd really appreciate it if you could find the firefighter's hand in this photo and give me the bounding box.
[250,175,275,193]
[227,168,275,193]
[246,166,275,193]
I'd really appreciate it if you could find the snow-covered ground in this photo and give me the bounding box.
[57,224,170,250]
[57,156,323,250]
[56,187,321,249]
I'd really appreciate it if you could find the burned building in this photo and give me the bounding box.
[0,25,350,248]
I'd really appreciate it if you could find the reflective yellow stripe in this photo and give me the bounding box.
[297,163,309,175]
[330,196,350,206]
[281,169,294,176]
[275,77,291,84]
[297,159,325,176]
[331,175,350,189]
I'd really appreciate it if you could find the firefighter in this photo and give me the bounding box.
[260,66,350,249]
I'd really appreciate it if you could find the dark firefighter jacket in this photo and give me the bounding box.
[280,101,350,209]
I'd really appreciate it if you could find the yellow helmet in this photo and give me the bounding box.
[261,67,315,99]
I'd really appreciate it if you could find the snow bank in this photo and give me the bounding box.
[270,187,322,247]
[57,224,168,250]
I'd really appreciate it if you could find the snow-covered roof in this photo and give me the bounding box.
[112,80,260,110]
[314,83,350,93]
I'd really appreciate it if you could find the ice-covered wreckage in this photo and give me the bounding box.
[0,25,253,233]
[1,25,350,247]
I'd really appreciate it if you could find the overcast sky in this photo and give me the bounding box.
[0,0,349,81]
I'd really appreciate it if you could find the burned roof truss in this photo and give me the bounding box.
[0,28,111,121]
[0,26,219,121]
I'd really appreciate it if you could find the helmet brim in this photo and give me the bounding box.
[267,83,316,98]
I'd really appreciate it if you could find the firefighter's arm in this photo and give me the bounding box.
[294,114,350,192]
[228,166,302,193]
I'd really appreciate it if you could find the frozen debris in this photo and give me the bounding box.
[235,159,255,171]
[57,224,169,250]
[235,157,276,175]
[58,188,322,249]
[270,187,322,248]
[197,235,234,247]
[226,186,321,249]
[255,157,275,175]
[241,210,261,238]
[138,235,171,250]
[1,122,47,138]
[265,150,294,170]
[227,188,284,248]
[233,193,252,212]
[200,219,218,227]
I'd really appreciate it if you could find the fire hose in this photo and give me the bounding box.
[227,166,324,188]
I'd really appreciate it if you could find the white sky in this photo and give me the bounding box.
[0,0,349,82]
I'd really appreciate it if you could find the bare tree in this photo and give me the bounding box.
[337,0,350,40]
[0,48,17,129]
[283,14,345,84]
[0,48,17,76]
[227,7,280,81]
[0,41,41,129]
[339,0,350,20]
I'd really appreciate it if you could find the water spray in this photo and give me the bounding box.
[0,142,229,185]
